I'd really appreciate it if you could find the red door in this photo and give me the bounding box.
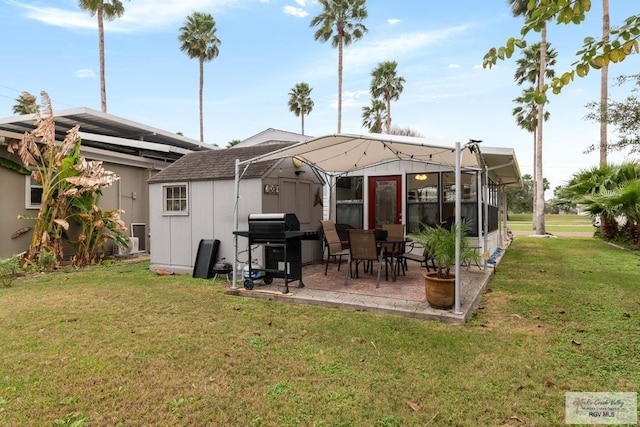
[368,175,402,228]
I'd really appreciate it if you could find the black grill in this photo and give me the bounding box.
[236,213,317,293]
[248,213,300,242]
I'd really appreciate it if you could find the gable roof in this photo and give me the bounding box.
[234,128,313,148]
[0,107,212,162]
[148,142,294,183]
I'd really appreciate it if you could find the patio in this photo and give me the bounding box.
[225,244,509,323]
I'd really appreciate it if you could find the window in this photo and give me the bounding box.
[335,176,363,229]
[163,184,188,214]
[442,172,479,237]
[25,176,43,209]
[407,173,439,233]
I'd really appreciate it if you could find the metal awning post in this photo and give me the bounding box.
[231,159,240,290]
[483,165,489,270]
[454,141,462,314]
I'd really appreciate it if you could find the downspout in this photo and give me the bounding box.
[231,159,240,290]
[454,141,462,315]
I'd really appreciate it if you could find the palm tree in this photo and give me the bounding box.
[600,0,610,166]
[559,163,640,243]
[513,42,556,225]
[361,99,386,133]
[510,0,548,235]
[179,12,221,143]
[514,43,557,86]
[370,61,405,133]
[78,0,126,113]
[288,82,314,135]
[12,91,39,115]
[310,0,367,133]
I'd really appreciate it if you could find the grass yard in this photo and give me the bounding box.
[1,238,639,426]
[508,213,596,233]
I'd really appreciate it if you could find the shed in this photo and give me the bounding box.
[147,142,325,274]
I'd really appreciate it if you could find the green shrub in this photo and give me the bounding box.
[0,255,21,287]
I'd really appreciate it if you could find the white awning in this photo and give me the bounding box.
[247,133,482,174]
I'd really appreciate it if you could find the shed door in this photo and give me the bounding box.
[368,175,402,228]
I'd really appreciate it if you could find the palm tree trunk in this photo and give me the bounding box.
[301,109,305,136]
[98,6,107,113]
[199,56,205,143]
[385,97,391,133]
[534,24,547,235]
[600,0,609,166]
[337,36,343,134]
[532,128,537,228]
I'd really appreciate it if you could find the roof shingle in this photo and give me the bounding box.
[148,142,293,183]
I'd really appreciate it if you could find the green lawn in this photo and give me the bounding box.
[1,239,639,426]
[508,213,596,233]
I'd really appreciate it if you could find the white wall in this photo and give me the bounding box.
[149,178,263,274]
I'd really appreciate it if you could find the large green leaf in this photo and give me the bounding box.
[0,157,30,175]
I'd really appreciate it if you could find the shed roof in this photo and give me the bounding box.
[148,142,293,183]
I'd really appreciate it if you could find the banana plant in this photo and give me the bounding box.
[7,92,126,268]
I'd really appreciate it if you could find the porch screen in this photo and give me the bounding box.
[442,172,479,237]
[335,176,363,229]
[406,172,439,234]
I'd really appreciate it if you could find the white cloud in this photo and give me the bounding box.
[330,90,369,109]
[295,0,307,6]
[283,6,308,18]
[9,0,243,33]
[387,19,401,25]
[344,26,470,72]
[448,64,460,69]
[75,69,96,79]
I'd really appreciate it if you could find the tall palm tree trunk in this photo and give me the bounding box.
[532,128,537,227]
[98,7,107,113]
[385,98,391,133]
[600,0,610,166]
[199,57,205,143]
[337,37,343,134]
[534,24,547,234]
[301,108,305,135]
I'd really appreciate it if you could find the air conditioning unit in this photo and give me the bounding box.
[114,237,139,256]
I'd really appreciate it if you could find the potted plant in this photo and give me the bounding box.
[409,219,480,309]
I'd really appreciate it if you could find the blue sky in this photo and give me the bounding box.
[0,0,638,194]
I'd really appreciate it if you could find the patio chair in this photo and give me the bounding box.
[381,223,406,279]
[401,242,436,272]
[320,220,350,275]
[345,229,383,288]
[334,223,354,249]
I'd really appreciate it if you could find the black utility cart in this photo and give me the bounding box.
[235,213,317,293]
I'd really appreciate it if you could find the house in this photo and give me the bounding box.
[148,130,521,283]
[147,139,325,275]
[0,108,211,259]
[231,133,522,288]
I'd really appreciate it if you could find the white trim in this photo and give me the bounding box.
[78,131,195,155]
[24,175,42,210]
[161,182,189,216]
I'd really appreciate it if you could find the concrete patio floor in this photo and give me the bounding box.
[225,243,510,323]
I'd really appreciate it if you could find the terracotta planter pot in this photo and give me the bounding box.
[422,272,455,309]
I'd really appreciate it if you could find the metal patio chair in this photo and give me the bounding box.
[345,229,383,288]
